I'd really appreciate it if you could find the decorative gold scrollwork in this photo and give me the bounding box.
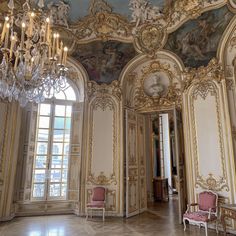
[133,61,182,112]
[134,24,167,55]
[183,58,224,90]
[196,173,229,192]
[87,80,122,101]
[88,172,117,185]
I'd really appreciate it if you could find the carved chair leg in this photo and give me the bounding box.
[183,218,187,231]
[103,208,105,221]
[204,223,208,236]
[216,220,219,234]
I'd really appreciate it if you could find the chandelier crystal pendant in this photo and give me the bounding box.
[0,0,69,107]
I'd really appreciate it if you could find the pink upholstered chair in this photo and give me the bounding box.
[86,187,106,221]
[183,190,218,236]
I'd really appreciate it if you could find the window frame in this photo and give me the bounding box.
[31,82,77,201]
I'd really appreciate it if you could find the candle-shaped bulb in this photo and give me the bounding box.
[4,23,10,48]
[63,46,68,65]
[20,22,26,49]
[46,17,50,23]
[5,16,9,22]
[31,12,35,17]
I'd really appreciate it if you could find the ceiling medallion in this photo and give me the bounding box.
[134,24,167,55]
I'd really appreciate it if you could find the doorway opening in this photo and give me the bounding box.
[146,108,186,223]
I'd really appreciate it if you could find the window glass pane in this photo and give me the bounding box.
[36,143,48,155]
[55,91,66,100]
[54,117,65,129]
[65,86,76,101]
[66,106,72,117]
[50,183,61,197]
[50,170,61,182]
[52,143,63,155]
[35,156,47,169]
[33,184,45,198]
[65,118,71,130]
[55,105,66,117]
[62,170,68,182]
[38,116,50,129]
[53,130,64,142]
[63,144,70,155]
[64,130,70,142]
[39,104,51,116]
[37,129,49,141]
[63,156,68,168]
[61,184,67,197]
[51,156,62,168]
[34,170,46,182]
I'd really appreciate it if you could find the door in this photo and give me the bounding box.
[125,109,147,217]
[174,108,187,224]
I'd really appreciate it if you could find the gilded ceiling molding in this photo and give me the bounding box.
[133,61,182,112]
[87,80,122,102]
[183,58,224,90]
[70,0,133,43]
[46,0,228,56]
[133,24,167,55]
[228,0,236,11]
[164,0,226,33]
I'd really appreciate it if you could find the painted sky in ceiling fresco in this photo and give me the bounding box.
[165,6,234,68]
[45,0,165,22]
[71,41,137,84]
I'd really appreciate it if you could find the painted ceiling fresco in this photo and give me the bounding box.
[45,0,165,22]
[71,41,137,84]
[165,6,234,68]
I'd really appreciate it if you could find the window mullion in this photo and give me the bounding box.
[46,101,55,200]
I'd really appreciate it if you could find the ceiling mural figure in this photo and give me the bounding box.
[165,6,234,68]
[71,41,137,84]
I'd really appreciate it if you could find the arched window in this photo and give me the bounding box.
[31,80,77,200]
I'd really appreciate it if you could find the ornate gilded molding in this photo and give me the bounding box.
[183,58,224,90]
[70,1,133,42]
[133,24,167,55]
[189,78,229,192]
[87,95,118,186]
[46,0,228,56]
[133,61,182,112]
[196,173,229,191]
[88,171,116,185]
[87,80,122,101]
[165,0,203,28]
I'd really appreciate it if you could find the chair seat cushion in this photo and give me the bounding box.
[87,201,105,208]
[183,212,217,222]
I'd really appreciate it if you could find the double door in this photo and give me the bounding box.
[125,110,147,217]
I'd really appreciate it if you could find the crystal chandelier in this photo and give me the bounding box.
[0,0,69,106]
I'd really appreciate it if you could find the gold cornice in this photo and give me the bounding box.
[87,80,122,102]
[183,58,224,90]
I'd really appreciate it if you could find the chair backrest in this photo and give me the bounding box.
[198,190,218,213]
[92,187,106,202]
